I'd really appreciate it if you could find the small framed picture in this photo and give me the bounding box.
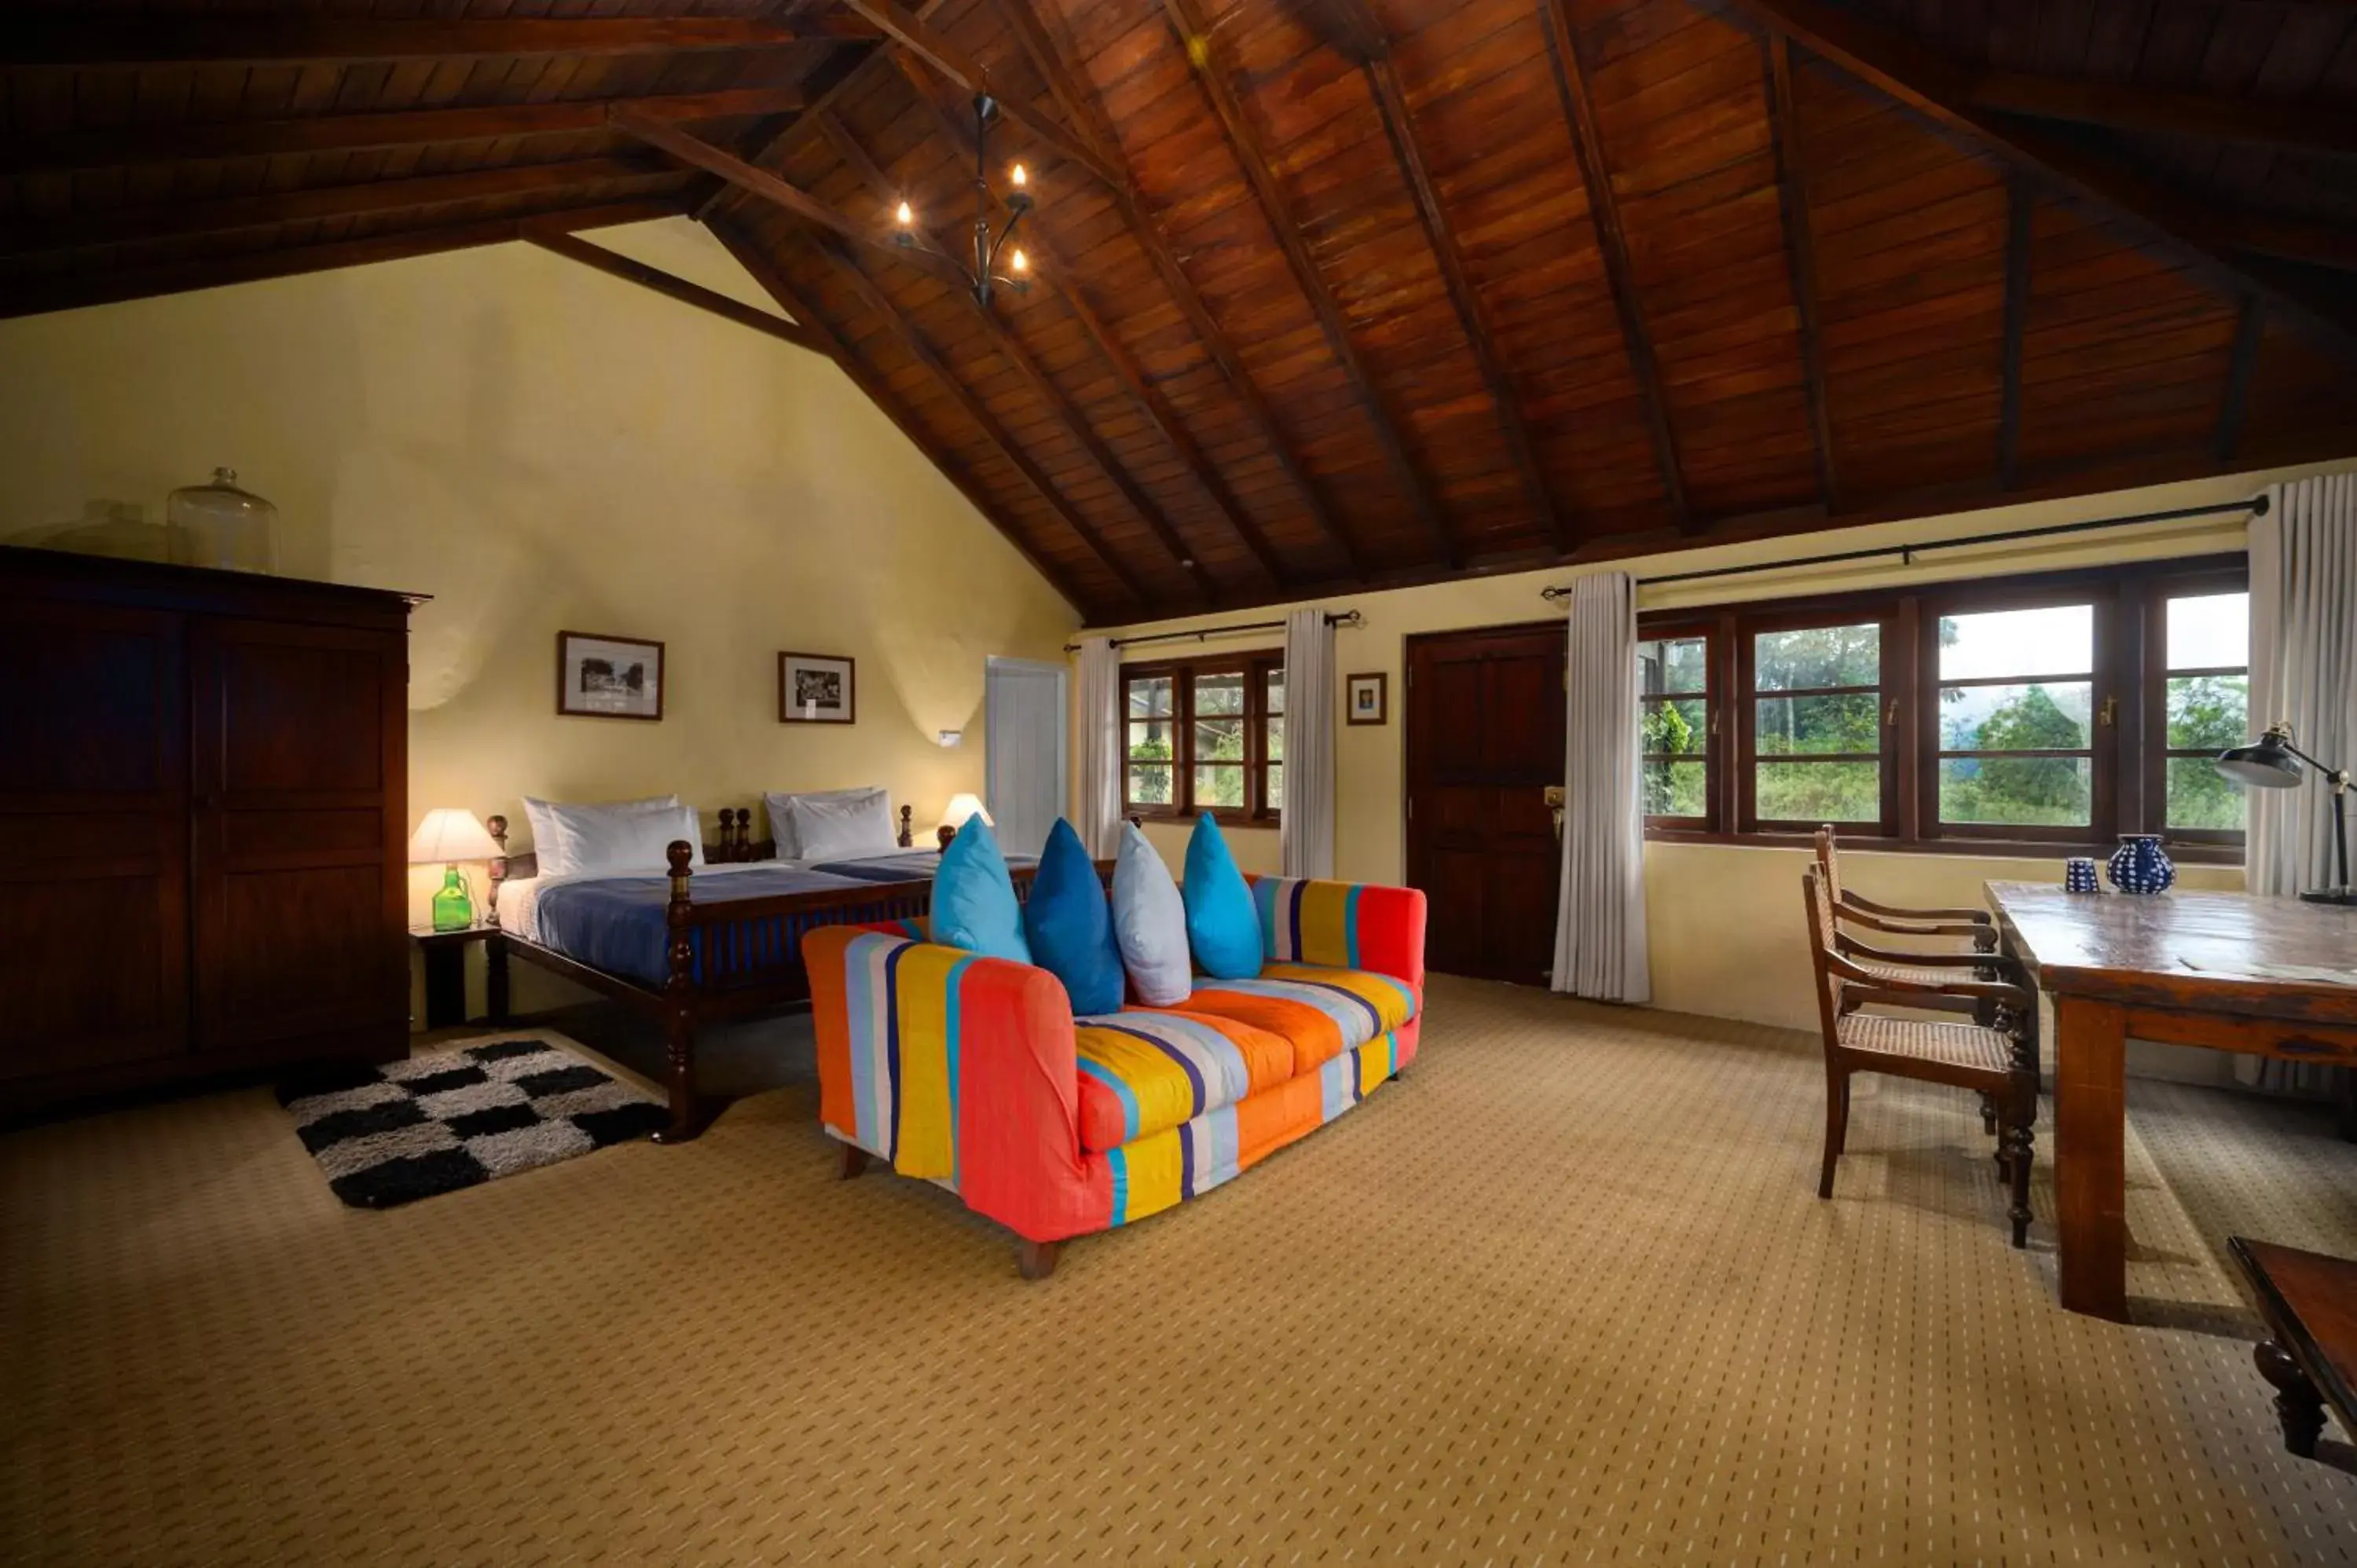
[1347,672,1387,726]
[779,650,856,724]
[557,630,664,720]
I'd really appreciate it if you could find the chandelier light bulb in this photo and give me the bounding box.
[1010,163,1028,188]
[895,200,913,226]
[1010,248,1029,273]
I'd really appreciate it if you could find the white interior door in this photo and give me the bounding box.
[985,657,1068,858]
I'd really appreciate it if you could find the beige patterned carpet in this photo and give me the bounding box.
[5,976,2354,1565]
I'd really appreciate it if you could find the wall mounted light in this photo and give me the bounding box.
[937,728,962,747]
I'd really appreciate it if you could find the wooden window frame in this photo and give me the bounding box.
[1739,604,1900,837]
[1122,653,1284,825]
[1639,621,1720,832]
[1637,554,2248,862]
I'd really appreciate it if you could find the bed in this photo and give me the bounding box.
[481,804,1046,1143]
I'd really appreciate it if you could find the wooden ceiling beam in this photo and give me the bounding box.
[1968,72,2357,162]
[1538,0,1693,533]
[1160,0,1462,567]
[966,13,1368,579]
[0,196,686,322]
[1763,34,1839,514]
[1,17,872,68]
[1997,170,2031,489]
[812,236,1154,608]
[2215,297,2264,465]
[816,108,1216,604]
[1721,0,2357,354]
[0,88,809,177]
[526,229,826,354]
[707,217,1107,617]
[0,156,676,258]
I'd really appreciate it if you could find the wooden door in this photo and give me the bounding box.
[0,599,189,1079]
[189,617,408,1057]
[1405,625,1568,985]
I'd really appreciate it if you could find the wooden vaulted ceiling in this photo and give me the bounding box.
[5,2,2355,622]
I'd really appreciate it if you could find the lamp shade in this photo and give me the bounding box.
[2214,730,2304,789]
[938,793,994,832]
[408,808,503,864]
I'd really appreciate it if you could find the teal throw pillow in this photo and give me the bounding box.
[932,815,1032,965]
[1022,819,1124,1016]
[1182,812,1263,980]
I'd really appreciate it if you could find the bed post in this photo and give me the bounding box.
[897,804,914,848]
[483,813,511,1020]
[484,814,509,927]
[653,838,703,1144]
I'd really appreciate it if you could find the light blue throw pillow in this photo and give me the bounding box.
[932,815,1032,965]
[1023,819,1124,1017]
[1111,822,1191,1006]
[1182,813,1262,980]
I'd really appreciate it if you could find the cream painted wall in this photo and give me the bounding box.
[1095,458,2357,1048]
[0,218,1081,1017]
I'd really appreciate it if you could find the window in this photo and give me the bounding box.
[1123,655,1283,821]
[1934,603,2095,833]
[2154,588,2251,838]
[1746,619,1889,831]
[1639,628,1711,826]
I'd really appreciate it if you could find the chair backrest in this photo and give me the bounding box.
[1813,824,1842,908]
[1798,866,1845,1053]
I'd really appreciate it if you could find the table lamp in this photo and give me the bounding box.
[937,793,993,850]
[409,808,504,931]
[2215,724,2355,905]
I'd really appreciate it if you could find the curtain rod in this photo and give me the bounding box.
[1065,608,1362,653]
[1537,496,2267,600]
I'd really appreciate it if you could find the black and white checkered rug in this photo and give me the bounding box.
[277,1039,669,1208]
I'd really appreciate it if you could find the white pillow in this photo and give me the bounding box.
[522,796,701,877]
[1111,822,1191,1006]
[764,786,889,859]
[786,791,900,863]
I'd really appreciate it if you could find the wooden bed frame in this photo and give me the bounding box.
[479,804,1041,1144]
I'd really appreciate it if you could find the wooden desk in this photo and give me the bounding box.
[1985,883,2357,1320]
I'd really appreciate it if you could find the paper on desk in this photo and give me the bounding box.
[2179,956,2357,986]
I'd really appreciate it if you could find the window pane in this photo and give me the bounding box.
[1643,760,1706,818]
[1639,636,1707,695]
[1938,757,2091,826]
[2167,592,2249,670]
[1756,760,1881,821]
[1266,761,1282,808]
[1266,667,1285,716]
[2167,757,2246,831]
[1937,604,2092,680]
[1195,716,1244,760]
[1753,624,1879,691]
[1754,693,1880,755]
[1127,718,1172,762]
[1937,681,2092,750]
[1641,698,1705,755]
[1193,670,1245,716]
[1194,763,1245,810]
[1266,713,1285,763]
[1126,763,1171,805]
[1127,676,1173,718]
[2166,673,2249,751]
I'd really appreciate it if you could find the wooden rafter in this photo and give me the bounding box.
[697,28,925,223]
[815,108,1215,603]
[984,4,1367,580]
[1537,0,1692,532]
[2215,298,2264,465]
[812,236,1153,608]
[1969,72,2357,162]
[1159,0,1462,567]
[1998,170,2032,489]
[526,230,825,354]
[0,157,674,258]
[0,197,687,322]
[1763,33,1839,513]
[1721,0,2357,354]
[878,77,1291,592]
[707,218,1104,616]
[1,17,871,68]
[1335,5,1568,555]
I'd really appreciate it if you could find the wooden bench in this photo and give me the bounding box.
[2230,1236,2357,1460]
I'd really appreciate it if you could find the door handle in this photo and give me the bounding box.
[1544,785,1565,841]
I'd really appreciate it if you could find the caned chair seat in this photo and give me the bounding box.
[1849,956,1994,991]
[1836,1010,2014,1074]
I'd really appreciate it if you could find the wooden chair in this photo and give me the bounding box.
[1802,866,2040,1247]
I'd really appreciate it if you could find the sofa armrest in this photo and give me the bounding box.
[803,925,1112,1242]
[1248,875,1427,995]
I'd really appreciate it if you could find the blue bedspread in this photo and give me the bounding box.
[531,866,884,987]
[809,851,1036,881]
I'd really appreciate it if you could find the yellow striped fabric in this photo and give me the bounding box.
[885,943,973,1181]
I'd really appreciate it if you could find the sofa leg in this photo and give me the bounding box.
[1016,1239,1059,1281]
[838,1145,871,1180]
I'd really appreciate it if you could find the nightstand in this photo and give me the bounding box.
[409,925,508,1030]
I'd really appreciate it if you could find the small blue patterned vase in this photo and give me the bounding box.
[2106,834,2176,895]
[2065,856,2101,894]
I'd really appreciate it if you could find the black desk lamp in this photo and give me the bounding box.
[2215,724,2355,905]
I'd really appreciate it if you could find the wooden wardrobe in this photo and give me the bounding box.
[1,547,416,1116]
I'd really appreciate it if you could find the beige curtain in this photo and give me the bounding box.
[1552,573,1650,1002]
[1074,636,1124,860]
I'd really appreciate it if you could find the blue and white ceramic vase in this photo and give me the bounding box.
[2106,833,2176,895]
[2065,856,2101,894]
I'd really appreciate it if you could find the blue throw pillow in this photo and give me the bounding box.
[1111,822,1191,1006]
[932,815,1032,965]
[1023,819,1124,1017]
[1182,813,1263,980]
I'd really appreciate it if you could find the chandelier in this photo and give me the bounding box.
[895,92,1034,306]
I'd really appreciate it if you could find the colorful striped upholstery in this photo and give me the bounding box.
[1072,1010,1293,1154]
[1174,965,1418,1072]
[1249,876,1426,992]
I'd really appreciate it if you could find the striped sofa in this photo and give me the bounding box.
[804,875,1427,1278]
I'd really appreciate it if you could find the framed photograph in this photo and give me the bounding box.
[779,650,857,724]
[556,630,664,720]
[1346,672,1387,726]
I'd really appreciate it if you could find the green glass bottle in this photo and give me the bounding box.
[431,866,475,932]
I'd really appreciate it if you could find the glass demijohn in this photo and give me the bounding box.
[167,467,279,573]
[431,867,476,932]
